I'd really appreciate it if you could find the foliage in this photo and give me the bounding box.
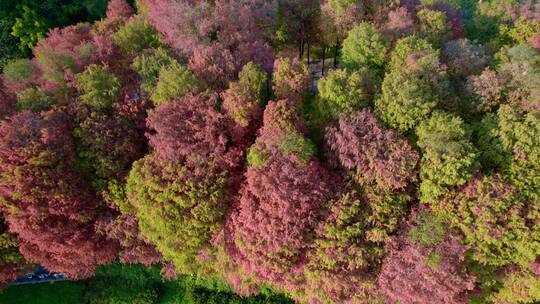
[246,146,269,169]
[466,68,510,112]
[113,17,160,54]
[106,0,134,20]
[272,57,310,102]
[302,187,409,304]
[0,217,31,286]
[237,62,267,105]
[126,155,228,275]
[0,111,117,278]
[341,23,388,71]
[490,268,540,304]
[143,0,274,88]
[146,93,231,167]
[131,48,176,95]
[34,23,93,86]
[2,59,33,81]
[378,228,474,304]
[222,62,267,143]
[498,104,540,201]
[325,109,419,191]
[0,0,103,54]
[407,212,446,246]
[76,64,121,111]
[315,69,370,122]
[416,9,452,48]
[72,112,144,187]
[375,36,449,132]
[0,74,16,108]
[100,213,163,266]
[15,87,54,112]
[0,0,539,302]
[385,7,416,40]
[151,62,202,106]
[416,111,478,202]
[465,0,515,45]
[437,175,540,267]
[442,39,489,78]
[229,100,329,290]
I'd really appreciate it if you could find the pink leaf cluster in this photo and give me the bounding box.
[143,0,274,88]
[228,100,329,290]
[385,7,416,39]
[325,109,419,190]
[106,0,134,19]
[99,213,162,265]
[377,233,475,304]
[146,93,240,169]
[0,111,118,278]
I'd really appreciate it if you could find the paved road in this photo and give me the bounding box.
[9,266,65,286]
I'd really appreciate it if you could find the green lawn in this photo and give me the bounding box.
[0,264,294,304]
[0,281,84,304]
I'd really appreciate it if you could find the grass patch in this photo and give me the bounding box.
[0,281,84,304]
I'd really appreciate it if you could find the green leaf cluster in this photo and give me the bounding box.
[76,64,121,111]
[417,111,477,202]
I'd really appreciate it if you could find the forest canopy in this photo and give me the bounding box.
[0,0,539,303]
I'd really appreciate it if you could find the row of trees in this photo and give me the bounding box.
[0,0,538,303]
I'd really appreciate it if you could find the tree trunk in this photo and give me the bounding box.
[333,39,339,68]
[321,47,326,76]
[307,38,311,65]
[266,77,271,102]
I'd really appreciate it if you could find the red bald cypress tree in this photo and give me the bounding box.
[377,213,475,304]
[142,0,274,88]
[228,99,329,291]
[0,111,118,278]
[146,93,241,169]
[325,109,419,191]
[0,215,33,288]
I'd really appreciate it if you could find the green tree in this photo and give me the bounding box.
[76,64,121,111]
[113,16,160,54]
[416,9,452,48]
[498,104,540,201]
[387,35,435,71]
[125,155,228,275]
[2,58,33,81]
[341,22,388,71]
[222,62,267,130]
[16,87,54,112]
[11,5,50,52]
[314,68,370,122]
[437,175,540,267]
[237,62,267,105]
[416,111,478,202]
[375,36,448,132]
[151,62,202,106]
[131,48,177,95]
[490,269,540,304]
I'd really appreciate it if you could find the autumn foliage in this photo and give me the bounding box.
[0,1,539,303]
